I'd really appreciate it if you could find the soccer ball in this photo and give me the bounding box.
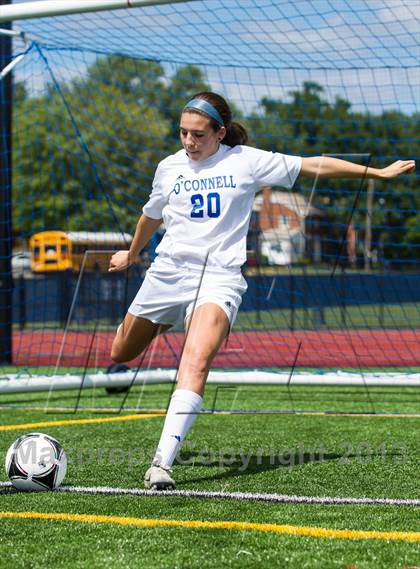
[5,432,67,492]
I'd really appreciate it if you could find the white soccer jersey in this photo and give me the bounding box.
[142,144,302,268]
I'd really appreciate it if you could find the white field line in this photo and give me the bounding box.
[0,482,418,507]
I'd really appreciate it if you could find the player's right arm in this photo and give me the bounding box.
[108,214,163,272]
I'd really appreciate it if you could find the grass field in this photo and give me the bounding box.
[235,303,420,331]
[0,382,419,568]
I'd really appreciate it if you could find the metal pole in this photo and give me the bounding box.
[0,0,197,23]
[0,0,12,363]
[364,179,374,271]
[290,273,295,331]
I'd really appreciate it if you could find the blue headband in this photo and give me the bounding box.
[183,98,224,126]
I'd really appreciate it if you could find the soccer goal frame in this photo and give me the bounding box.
[0,0,199,23]
[1,0,419,406]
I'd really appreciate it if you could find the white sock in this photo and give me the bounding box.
[153,389,203,468]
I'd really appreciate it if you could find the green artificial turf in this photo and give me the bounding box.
[0,384,419,568]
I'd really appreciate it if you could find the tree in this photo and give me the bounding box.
[159,64,210,145]
[12,57,171,234]
[248,82,419,267]
[11,64,419,268]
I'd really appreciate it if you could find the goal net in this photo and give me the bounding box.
[0,0,419,409]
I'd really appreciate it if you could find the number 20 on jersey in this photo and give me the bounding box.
[190,192,221,218]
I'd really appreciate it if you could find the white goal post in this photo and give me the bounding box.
[1,370,420,394]
[1,0,418,404]
[0,0,197,23]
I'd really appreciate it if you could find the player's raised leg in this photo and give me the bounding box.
[145,303,229,490]
[111,312,171,363]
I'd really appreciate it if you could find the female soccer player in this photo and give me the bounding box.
[109,92,415,490]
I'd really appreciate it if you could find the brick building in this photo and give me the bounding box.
[251,187,322,265]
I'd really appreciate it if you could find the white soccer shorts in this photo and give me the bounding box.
[128,256,247,328]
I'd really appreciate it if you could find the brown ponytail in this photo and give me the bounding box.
[223,121,248,147]
[183,91,248,147]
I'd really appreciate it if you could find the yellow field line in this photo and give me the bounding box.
[0,413,164,432]
[0,511,418,541]
[1,407,419,419]
[0,406,165,413]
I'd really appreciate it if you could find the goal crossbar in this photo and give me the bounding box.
[0,0,197,24]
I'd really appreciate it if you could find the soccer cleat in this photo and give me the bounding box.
[144,463,176,490]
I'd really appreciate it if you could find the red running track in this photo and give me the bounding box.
[12,329,420,368]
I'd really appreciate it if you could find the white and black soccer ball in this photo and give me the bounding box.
[5,432,67,492]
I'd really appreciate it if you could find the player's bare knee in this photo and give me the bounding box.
[182,345,212,375]
[110,340,128,363]
[110,347,125,363]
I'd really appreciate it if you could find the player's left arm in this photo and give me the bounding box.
[300,156,415,179]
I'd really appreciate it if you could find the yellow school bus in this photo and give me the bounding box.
[29,231,133,273]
